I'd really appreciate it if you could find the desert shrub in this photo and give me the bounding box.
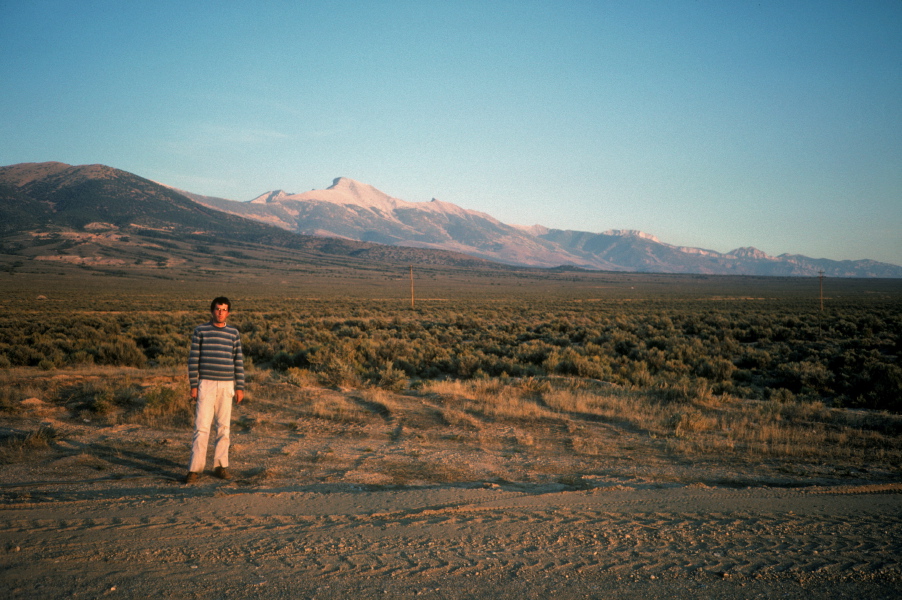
[541,388,598,414]
[736,347,772,369]
[655,377,714,404]
[514,339,556,366]
[0,385,25,413]
[0,425,57,463]
[544,347,608,379]
[368,361,408,391]
[133,385,192,427]
[518,376,554,395]
[68,350,95,366]
[454,351,481,378]
[133,332,185,367]
[842,361,902,411]
[777,360,833,394]
[668,408,716,437]
[694,357,736,383]
[622,360,653,388]
[285,366,317,387]
[271,350,308,370]
[767,387,795,403]
[307,342,363,388]
[645,347,667,371]
[94,337,147,367]
[64,379,141,423]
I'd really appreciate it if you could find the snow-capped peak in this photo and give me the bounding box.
[603,229,660,243]
[251,178,502,223]
[511,224,550,236]
[250,190,294,204]
[728,247,775,260]
[289,177,401,212]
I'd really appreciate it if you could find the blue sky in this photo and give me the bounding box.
[2,1,900,265]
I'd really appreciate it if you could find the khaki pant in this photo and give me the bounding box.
[188,379,234,473]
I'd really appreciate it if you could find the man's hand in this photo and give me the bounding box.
[190,387,198,401]
[235,389,245,404]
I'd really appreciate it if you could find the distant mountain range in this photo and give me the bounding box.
[184,176,902,278]
[1,162,898,278]
[0,162,500,272]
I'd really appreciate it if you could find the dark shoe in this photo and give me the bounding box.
[214,466,231,480]
[185,471,200,484]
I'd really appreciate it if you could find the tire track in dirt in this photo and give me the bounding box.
[3,485,901,592]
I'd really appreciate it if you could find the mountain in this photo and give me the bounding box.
[2,162,898,278]
[0,163,504,273]
[187,177,902,278]
[0,161,298,239]
[536,230,902,277]
[182,178,584,268]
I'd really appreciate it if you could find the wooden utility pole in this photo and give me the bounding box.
[817,270,825,340]
[409,265,415,310]
[818,270,825,312]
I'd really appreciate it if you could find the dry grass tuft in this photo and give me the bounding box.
[302,390,372,423]
[284,367,318,388]
[376,456,473,485]
[422,378,556,421]
[0,425,57,463]
[130,384,192,428]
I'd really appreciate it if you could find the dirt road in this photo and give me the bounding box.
[2,479,900,599]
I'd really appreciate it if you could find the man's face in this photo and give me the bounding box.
[211,304,230,326]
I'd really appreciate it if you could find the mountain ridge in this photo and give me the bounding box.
[188,177,901,278]
[0,162,505,273]
[2,162,899,278]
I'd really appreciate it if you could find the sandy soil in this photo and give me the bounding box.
[1,387,901,599]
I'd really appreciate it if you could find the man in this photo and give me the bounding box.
[185,296,245,484]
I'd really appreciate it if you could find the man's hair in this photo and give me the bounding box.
[210,296,231,312]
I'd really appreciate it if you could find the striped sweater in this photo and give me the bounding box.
[187,322,245,391]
